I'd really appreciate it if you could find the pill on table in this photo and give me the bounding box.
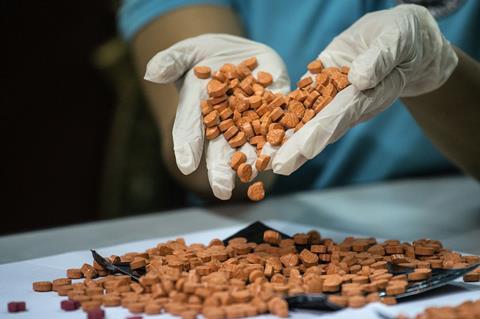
[87,308,105,319]
[407,268,432,281]
[82,300,102,312]
[299,249,318,267]
[8,301,27,313]
[237,163,252,183]
[348,295,367,308]
[247,181,265,201]
[130,258,146,270]
[194,66,211,79]
[255,155,270,171]
[145,303,162,314]
[61,299,80,311]
[323,275,343,292]
[228,131,247,148]
[66,268,83,279]
[53,278,72,286]
[256,71,273,87]
[33,281,52,292]
[207,80,228,97]
[264,230,281,244]
[230,151,247,170]
[328,295,348,307]
[463,271,480,282]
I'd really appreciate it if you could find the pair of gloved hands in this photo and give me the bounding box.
[144,4,458,200]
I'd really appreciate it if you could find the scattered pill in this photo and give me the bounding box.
[237,163,252,183]
[194,66,211,79]
[247,181,265,201]
[255,155,270,171]
[33,281,52,292]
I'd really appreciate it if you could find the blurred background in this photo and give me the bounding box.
[1,2,185,235]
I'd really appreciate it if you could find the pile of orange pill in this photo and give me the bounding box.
[33,230,479,318]
[396,299,480,319]
[194,57,351,201]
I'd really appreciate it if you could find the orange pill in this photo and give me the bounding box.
[247,181,265,201]
[270,107,285,122]
[257,71,273,87]
[294,122,303,132]
[207,95,228,107]
[66,268,83,279]
[201,100,213,115]
[212,70,227,82]
[203,110,219,128]
[237,163,252,183]
[230,151,247,170]
[316,73,330,87]
[241,122,254,139]
[33,281,52,292]
[248,95,262,109]
[266,129,285,146]
[307,60,323,74]
[279,112,299,129]
[206,126,220,140]
[331,73,350,90]
[302,109,315,123]
[219,119,234,132]
[322,83,338,98]
[250,135,266,148]
[288,100,305,119]
[313,96,332,114]
[228,131,247,148]
[251,120,262,135]
[219,107,233,120]
[242,57,258,70]
[255,155,270,171]
[297,77,313,89]
[194,66,211,79]
[223,125,239,141]
[207,79,229,97]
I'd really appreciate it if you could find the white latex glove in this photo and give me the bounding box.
[272,4,458,175]
[144,34,290,199]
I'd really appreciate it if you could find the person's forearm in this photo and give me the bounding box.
[131,5,275,200]
[401,47,480,180]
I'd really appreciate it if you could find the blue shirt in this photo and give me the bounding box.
[119,0,479,193]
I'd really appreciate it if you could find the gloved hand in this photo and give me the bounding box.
[144,34,290,199]
[271,4,458,175]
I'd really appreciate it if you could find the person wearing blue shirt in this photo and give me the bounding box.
[118,0,479,200]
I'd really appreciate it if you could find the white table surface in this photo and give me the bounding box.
[0,219,479,319]
[1,175,479,265]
